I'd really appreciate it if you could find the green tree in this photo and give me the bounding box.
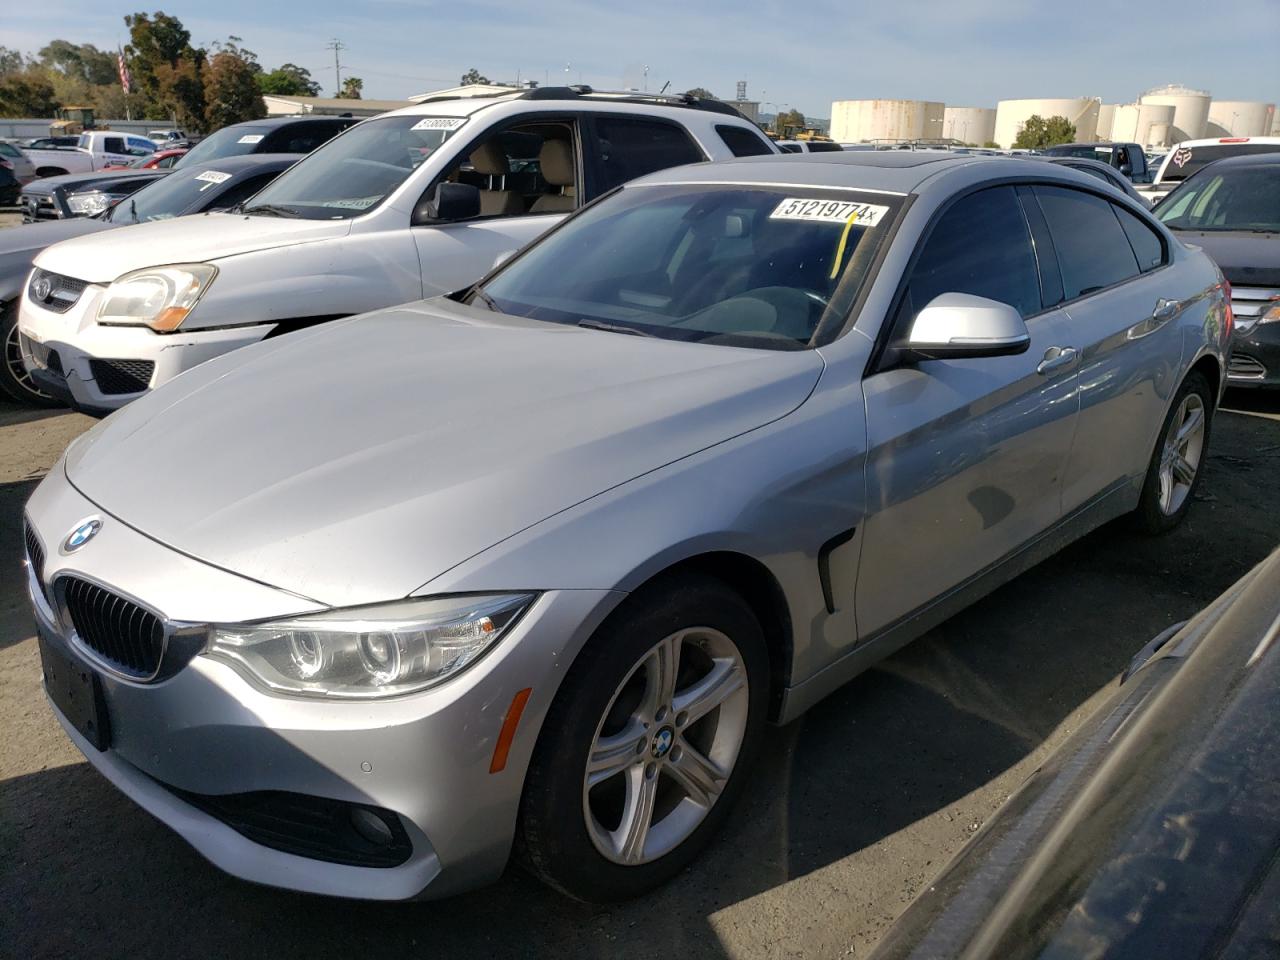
[459,67,489,85]
[775,108,806,132]
[983,140,1000,149]
[0,71,59,115]
[1013,114,1076,149]
[339,76,363,99]
[0,47,27,77]
[124,11,195,102]
[203,49,266,129]
[153,56,206,129]
[685,87,716,100]
[38,41,118,87]
[257,63,320,97]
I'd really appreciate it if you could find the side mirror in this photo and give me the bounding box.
[411,182,481,225]
[902,293,1031,361]
[1119,162,1133,177]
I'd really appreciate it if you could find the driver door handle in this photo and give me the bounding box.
[1037,346,1078,375]
[1152,298,1181,324]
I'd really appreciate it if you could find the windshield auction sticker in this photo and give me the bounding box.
[411,117,468,131]
[193,170,232,190]
[770,198,889,227]
[237,134,265,144]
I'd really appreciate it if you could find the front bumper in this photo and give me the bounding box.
[26,469,618,899]
[1227,304,1279,389]
[18,285,273,414]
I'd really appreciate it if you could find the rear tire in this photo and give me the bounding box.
[0,303,60,407]
[518,572,769,902]
[1130,371,1213,534]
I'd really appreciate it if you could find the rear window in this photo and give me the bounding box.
[478,183,901,348]
[716,124,774,158]
[1158,142,1280,183]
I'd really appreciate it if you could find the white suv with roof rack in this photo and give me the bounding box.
[18,86,776,415]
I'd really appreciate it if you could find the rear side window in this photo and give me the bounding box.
[805,141,843,153]
[594,118,705,190]
[715,124,773,158]
[1113,206,1166,272]
[1035,186,1140,300]
[901,185,1042,321]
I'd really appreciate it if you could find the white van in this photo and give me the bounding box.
[19,88,776,414]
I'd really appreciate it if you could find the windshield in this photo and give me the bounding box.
[1158,142,1280,183]
[0,141,22,159]
[477,184,901,349]
[106,167,236,223]
[242,115,465,220]
[1155,165,1280,232]
[175,125,267,168]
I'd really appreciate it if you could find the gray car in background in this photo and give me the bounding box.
[24,153,1229,903]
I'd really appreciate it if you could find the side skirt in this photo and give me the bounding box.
[775,482,1138,724]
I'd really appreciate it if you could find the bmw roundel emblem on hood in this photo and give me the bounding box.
[62,517,103,553]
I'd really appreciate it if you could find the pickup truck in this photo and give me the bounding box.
[1043,141,1152,183]
[1137,136,1280,205]
[22,131,157,178]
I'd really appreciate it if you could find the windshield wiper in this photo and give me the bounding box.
[470,287,498,311]
[242,203,302,219]
[576,318,657,338]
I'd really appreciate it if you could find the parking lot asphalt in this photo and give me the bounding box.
[0,389,1276,960]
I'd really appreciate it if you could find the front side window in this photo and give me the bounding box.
[900,185,1043,323]
[716,124,773,158]
[1155,165,1280,232]
[477,184,901,348]
[244,115,467,220]
[1034,185,1140,300]
[594,118,706,190]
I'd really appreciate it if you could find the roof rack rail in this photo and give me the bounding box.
[521,85,744,117]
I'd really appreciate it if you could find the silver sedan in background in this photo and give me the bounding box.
[24,152,1230,903]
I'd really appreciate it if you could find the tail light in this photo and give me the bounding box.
[1218,137,1249,144]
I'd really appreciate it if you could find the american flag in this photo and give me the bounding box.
[117,47,132,94]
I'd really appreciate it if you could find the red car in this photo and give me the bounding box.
[101,147,188,171]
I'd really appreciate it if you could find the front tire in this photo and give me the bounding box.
[0,303,60,407]
[518,573,769,902]
[1131,370,1213,534]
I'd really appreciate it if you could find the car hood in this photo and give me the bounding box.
[22,170,158,196]
[0,219,116,295]
[1177,231,1280,288]
[34,212,351,284]
[65,300,824,606]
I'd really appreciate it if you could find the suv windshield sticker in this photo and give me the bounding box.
[237,134,265,144]
[193,170,232,190]
[770,198,890,227]
[411,117,468,132]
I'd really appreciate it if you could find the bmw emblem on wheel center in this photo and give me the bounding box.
[61,517,103,553]
[650,726,675,760]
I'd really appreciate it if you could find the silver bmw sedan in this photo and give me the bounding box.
[24,152,1231,903]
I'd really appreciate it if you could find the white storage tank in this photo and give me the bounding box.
[943,106,996,145]
[1111,103,1176,147]
[1097,103,1118,141]
[1205,101,1276,138]
[1140,84,1211,142]
[829,99,945,143]
[993,98,1100,148]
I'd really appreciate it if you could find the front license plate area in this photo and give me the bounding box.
[39,635,111,751]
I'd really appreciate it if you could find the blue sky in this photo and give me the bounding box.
[5,0,1277,116]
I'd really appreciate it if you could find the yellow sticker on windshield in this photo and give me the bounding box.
[770,198,889,226]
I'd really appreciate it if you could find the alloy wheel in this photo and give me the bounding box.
[1158,392,1206,516]
[3,317,51,403]
[583,626,749,866]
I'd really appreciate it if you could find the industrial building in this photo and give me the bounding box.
[1206,100,1276,138]
[943,106,996,145]
[830,99,944,143]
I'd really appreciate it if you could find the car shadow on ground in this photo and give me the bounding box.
[2,408,1278,960]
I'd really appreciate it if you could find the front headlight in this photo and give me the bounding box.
[97,263,217,332]
[67,191,112,216]
[206,593,535,699]
[1260,297,1280,326]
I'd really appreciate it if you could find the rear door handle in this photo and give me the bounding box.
[1153,298,1181,323]
[1037,346,1078,375]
